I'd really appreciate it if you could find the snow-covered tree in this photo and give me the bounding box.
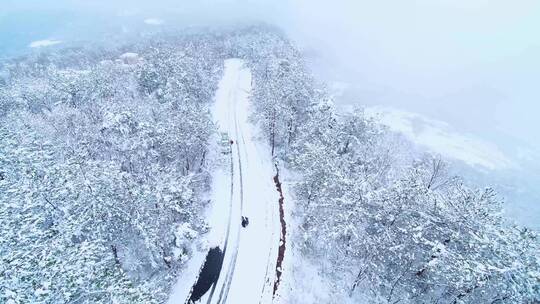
[241,29,540,303]
[0,29,227,304]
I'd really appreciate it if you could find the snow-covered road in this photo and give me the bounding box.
[169,59,284,304]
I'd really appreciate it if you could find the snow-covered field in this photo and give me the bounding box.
[363,105,514,171]
[28,39,62,48]
[169,59,284,303]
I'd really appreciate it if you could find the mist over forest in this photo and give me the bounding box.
[1,1,539,303]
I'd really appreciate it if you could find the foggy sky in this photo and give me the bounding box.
[5,0,539,153]
[284,1,540,151]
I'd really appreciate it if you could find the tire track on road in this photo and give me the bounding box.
[186,67,237,304]
[216,77,245,304]
[202,143,234,304]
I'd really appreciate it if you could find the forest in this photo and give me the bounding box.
[1,26,538,303]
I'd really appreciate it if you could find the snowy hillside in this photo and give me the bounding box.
[1,26,539,304]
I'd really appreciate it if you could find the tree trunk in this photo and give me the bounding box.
[111,245,121,266]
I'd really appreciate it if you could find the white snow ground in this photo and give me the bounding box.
[363,106,514,170]
[28,39,62,48]
[144,18,165,25]
[168,59,283,304]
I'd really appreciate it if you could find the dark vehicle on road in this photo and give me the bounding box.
[241,216,249,227]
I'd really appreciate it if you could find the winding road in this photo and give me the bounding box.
[170,59,286,304]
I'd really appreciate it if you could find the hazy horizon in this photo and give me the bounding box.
[2,0,539,227]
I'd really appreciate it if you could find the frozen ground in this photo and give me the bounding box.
[168,59,285,303]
